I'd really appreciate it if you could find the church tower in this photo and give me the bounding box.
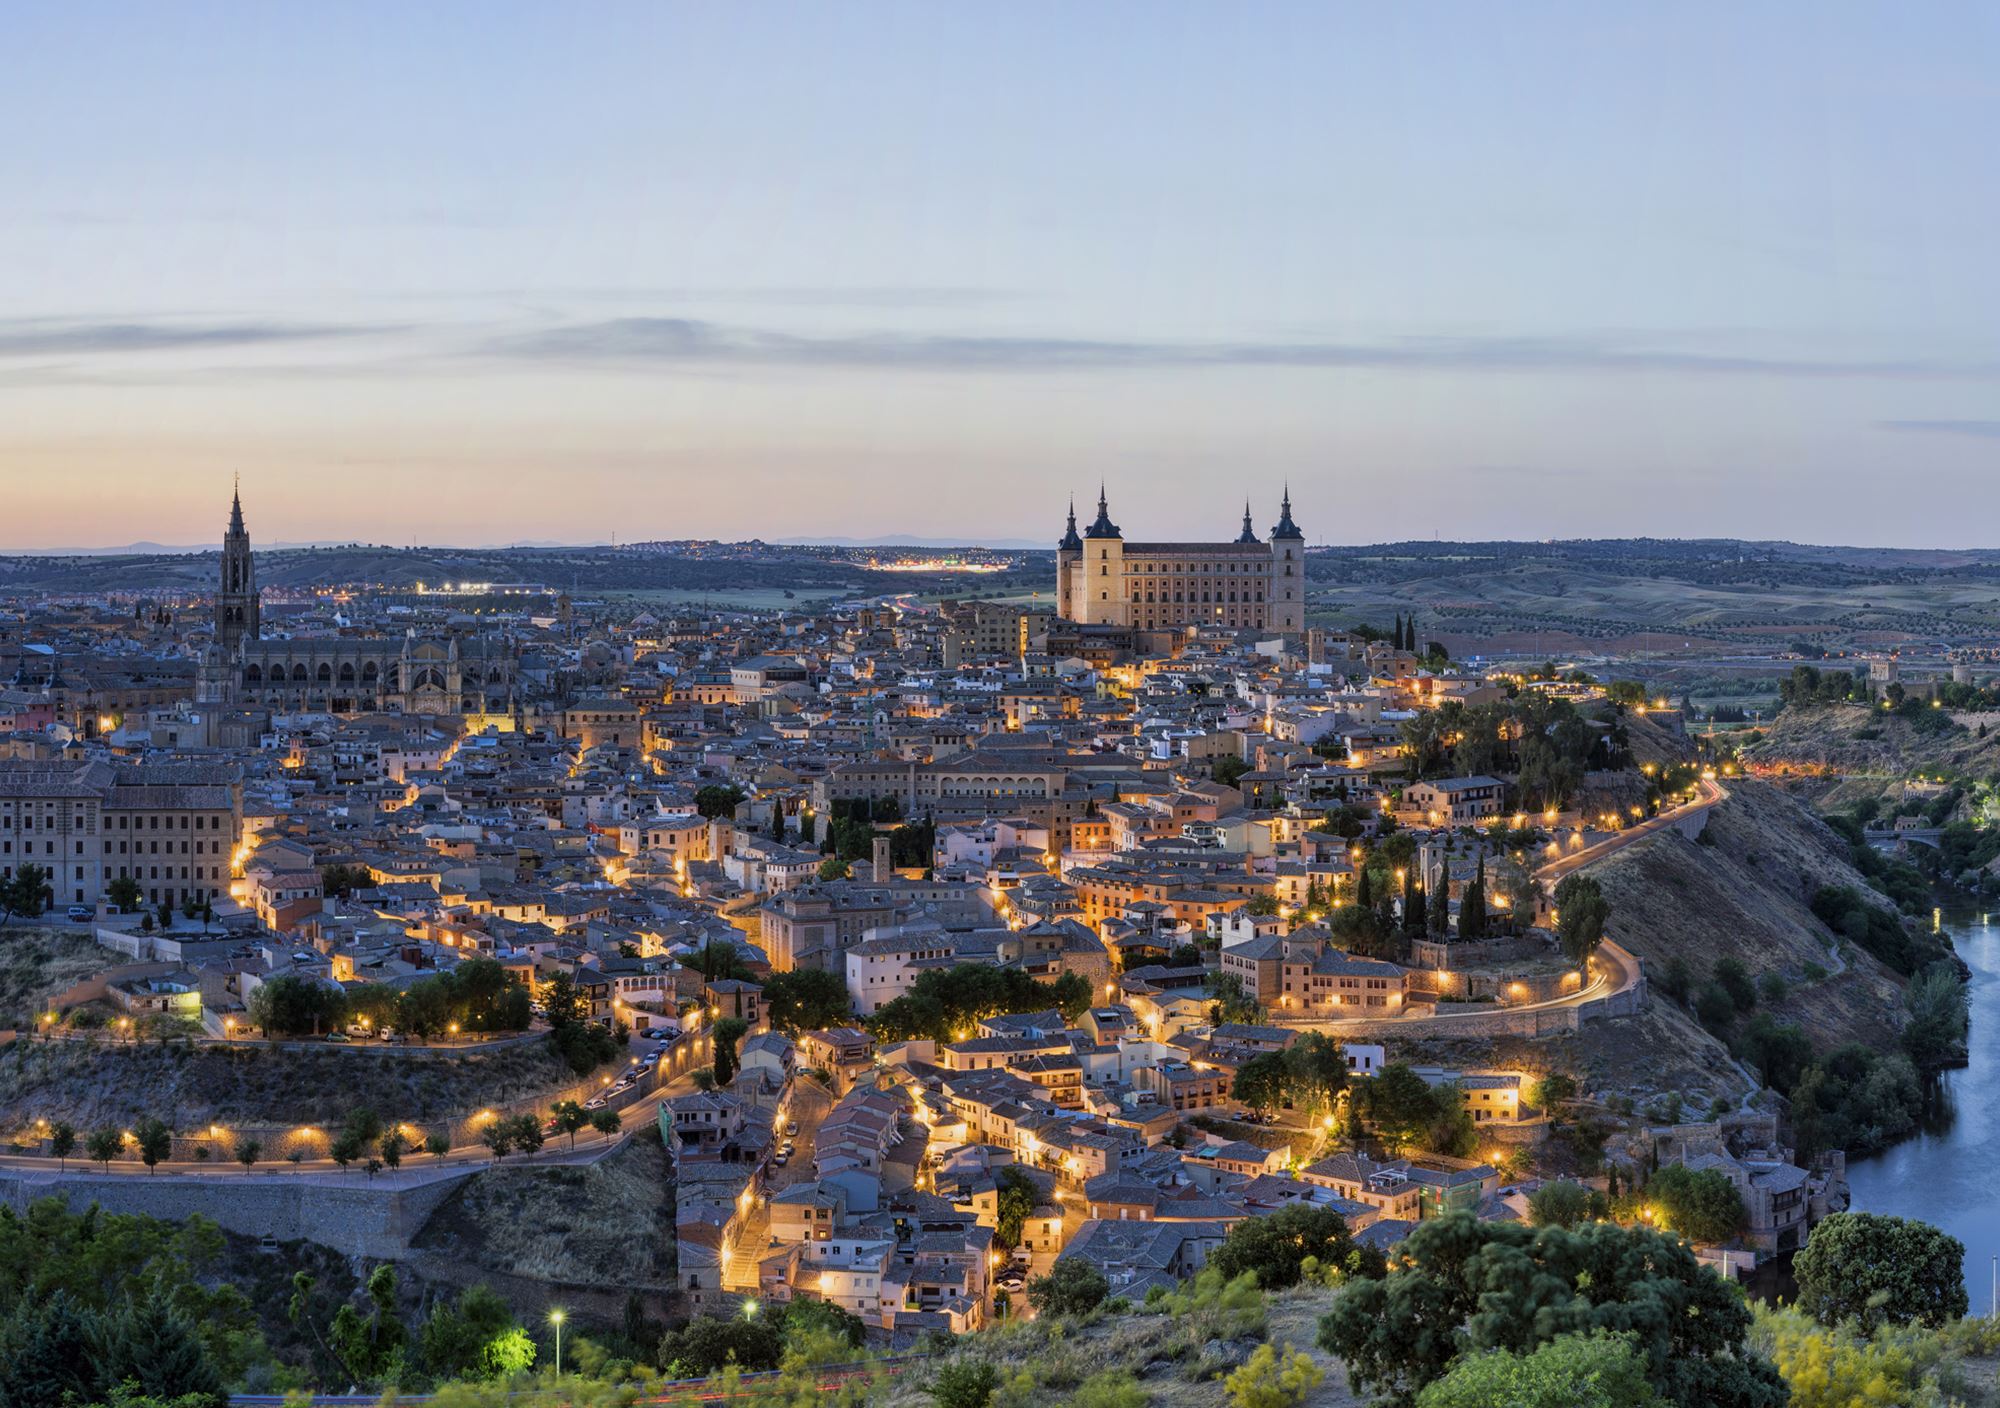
[215,481,261,652]
[1268,484,1305,634]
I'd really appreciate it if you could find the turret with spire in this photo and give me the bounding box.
[1235,500,1261,545]
[1058,497,1083,551]
[1084,483,1122,540]
[1270,483,1303,541]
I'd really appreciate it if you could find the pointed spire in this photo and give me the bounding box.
[1271,482,1303,540]
[228,475,246,536]
[1235,499,1261,545]
[1059,495,1083,551]
[1085,482,1121,539]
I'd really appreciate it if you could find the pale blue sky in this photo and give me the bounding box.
[4,3,1998,547]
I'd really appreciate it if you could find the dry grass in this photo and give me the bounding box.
[0,926,117,1027]
[410,1125,676,1286]
[0,1032,588,1132]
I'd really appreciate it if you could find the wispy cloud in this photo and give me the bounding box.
[0,318,401,357]
[491,318,1993,380]
[1880,419,2000,439]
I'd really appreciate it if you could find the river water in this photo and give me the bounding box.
[1845,904,2000,1311]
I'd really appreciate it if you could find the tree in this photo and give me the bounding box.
[817,855,851,881]
[1212,753,1251,789]
[1417,1331,1660,1408]
[1900,962,1969,1072]
[590,1108,622,1139]
[94,1286,226,1407]
[48,1122,75,1170]
[1360,1063,1472,1156]
[1319,1215,1785,1408]
[1458,857,1487,940]
[761,968,852,1035]
[1026,1259,1109,1318]
[480,1122,514,1160]
[425,1130,451,1159]
[1712,957,1757,1012]
[551,1099,590,1149]
[1645,1165,1745,1246]
[247,973,347,1037]
[107,875,143,914]
[1792,1212,1966,1332]
[712,1015,749,1085]
[694,783,746,819]
[931,1359,999,1408]
[1226,1342,1323,1408]
[993,1166,1036,1250]
[1210,1204,1384,1290]
[0,1293,114,1408]
[420,1284,534,1382]
[1233,1051,1289,1115]
[503,1113,543,1155]
[87,1129,122,1170]
[234,1139,260,1168]
[378,1131,404,1170]
[0,864,51,922]
[1527,1180,1607,1229]
[1284,1032,1348,1118]
[1552,874,1610,964]
[134,1118,172,1175]
[329,1264,408,1386]
[655,1315,782,1378]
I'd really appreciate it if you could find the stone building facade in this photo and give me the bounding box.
[1055,488,1306,634]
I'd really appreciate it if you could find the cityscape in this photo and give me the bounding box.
[5,7,2000,1408]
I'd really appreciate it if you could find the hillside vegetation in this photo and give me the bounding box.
[0,927,117,1028]
[0,1033,587,1133]
[410,1125,675,1288]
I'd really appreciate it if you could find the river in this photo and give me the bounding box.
[1845,904,2000,1312]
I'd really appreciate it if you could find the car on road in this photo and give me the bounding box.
[785,1120,800,1137]
[584,1096,608,1110]
[640,1052,660,1068]
[773,1151,789,1166]
[65,905,93,922]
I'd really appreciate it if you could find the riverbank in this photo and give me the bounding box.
[1847,904,1999,1306]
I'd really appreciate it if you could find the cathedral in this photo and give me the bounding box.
[1056,487,1306,633]
[198,487,516,717]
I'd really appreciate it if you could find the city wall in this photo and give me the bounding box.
[0,1166,475,1259]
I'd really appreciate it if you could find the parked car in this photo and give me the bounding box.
[785,1120,800,1137]
[773,1151,789,1166]
[323,1032,349,1043]
[584,1096,607,1110]
[65,904,93,922]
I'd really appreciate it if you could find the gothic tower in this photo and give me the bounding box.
[216,481,261,652]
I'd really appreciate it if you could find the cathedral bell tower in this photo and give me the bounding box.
[216,480,261,653]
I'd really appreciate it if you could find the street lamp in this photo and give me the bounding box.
[548,1309,564,1377]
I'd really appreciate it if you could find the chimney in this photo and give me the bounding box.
[873,836,892,882]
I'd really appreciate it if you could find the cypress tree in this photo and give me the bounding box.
[1356,865,1373,911]
[1460,855,1488,941]
[1404,870,1426,936]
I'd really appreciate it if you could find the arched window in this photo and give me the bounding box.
[338,662,356,684]
[244,665,262,684]
[316,663,332,684]
[291,663,309,683]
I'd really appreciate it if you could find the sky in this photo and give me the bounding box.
[3,2,1999,550]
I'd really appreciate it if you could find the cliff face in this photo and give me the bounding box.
[1589,778,1908,1050]
[1747,702,2000,809]
[1386,778,1912,1116]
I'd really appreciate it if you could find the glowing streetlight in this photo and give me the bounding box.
[548,1309,565,1377]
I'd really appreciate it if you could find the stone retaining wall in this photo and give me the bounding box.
[0,1166,475,1259]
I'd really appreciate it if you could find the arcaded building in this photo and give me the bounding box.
[1055,488,1306,633]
